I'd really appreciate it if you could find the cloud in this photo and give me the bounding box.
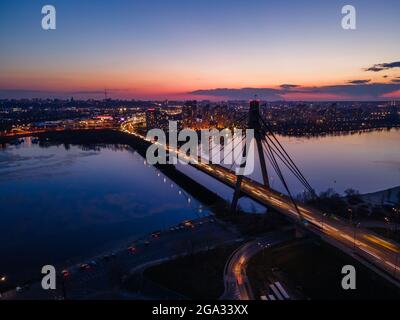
[280,84,299,90]
[299,83,400,97]
[365,61,400,72]
[347,79,371,84]
[391,79,400,83]
[190,88,283,100]
[189,83,400,101]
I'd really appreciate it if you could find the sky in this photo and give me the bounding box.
[0,0,399,101]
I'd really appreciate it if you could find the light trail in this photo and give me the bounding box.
[121,119,400,283]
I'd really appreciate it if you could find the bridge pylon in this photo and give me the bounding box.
[231,100,270,213]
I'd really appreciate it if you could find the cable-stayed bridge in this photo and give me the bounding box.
[121,101,400,285]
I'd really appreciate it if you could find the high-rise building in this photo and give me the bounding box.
[182,100,197,128]
[146,108,161,130]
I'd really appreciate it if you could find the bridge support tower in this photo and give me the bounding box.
[231,100,270,213]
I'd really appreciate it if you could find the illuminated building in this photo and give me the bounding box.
[146,108,161,130]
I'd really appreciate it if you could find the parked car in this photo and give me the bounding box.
[89,260,97,267]
[151,231,161,238]
[128,245,137,254]
[79,263,91,271]
[16,285,30,293]
[61,269,70,279]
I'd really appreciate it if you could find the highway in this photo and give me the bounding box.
[121,120,400,284]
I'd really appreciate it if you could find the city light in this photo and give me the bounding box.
[0,0,399,305]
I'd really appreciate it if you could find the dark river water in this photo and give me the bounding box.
[178,128,400,209]
[0,141,207,283]
[0,129,399,283]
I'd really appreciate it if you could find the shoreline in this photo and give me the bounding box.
[359,186,400,206]
[1,125,399,145]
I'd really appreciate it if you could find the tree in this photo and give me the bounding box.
[344,188,359,197]
[344,188,362,205]
[296,190,315,203]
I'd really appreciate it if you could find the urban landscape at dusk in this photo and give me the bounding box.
[0,0,400,313]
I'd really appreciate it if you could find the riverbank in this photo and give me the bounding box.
[360,186,400,207]
[1,215,241,300]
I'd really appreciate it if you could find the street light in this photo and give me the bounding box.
[262,243,271,259]
[353,222,361,251]
[348,208,353,225]
[384,217,392,238]
[321,212,328,230]
[395,252,399,279]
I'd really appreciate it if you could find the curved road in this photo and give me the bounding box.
[221,232,293,300]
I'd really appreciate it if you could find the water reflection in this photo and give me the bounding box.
[176,129,400,210]
[0,140,207,282]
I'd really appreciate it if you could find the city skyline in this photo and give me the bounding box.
[1,0,400,101]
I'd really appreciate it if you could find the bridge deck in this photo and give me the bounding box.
[121,121,400,285]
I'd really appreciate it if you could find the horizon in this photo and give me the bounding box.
[1,97,399,104]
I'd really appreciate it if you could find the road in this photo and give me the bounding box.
[221,232,293,300]
[203,165,400,283]
[1,217,240,300]
[121,120,400,284]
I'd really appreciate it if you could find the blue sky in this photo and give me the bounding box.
[0,0,399,100]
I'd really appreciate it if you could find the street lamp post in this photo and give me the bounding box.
[61,277,67,300]
[263,243,272,268]
[391,207,399,240]
[353,222,360,251]
[321,212,327,230]
[391,208,400,278]
[384,217,391,238]
[0,275,7,300]
[348,208,353,225]
[262,243,270,260]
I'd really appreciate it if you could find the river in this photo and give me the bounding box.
[0,140,207,283]
[0,129,399,284]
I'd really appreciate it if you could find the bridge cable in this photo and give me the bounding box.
[259,114,314,193]
[258,115,316,197]
[229,135,248,172]
[261,139,305,222]
[260,127,314,195]
[221,135,247,166]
